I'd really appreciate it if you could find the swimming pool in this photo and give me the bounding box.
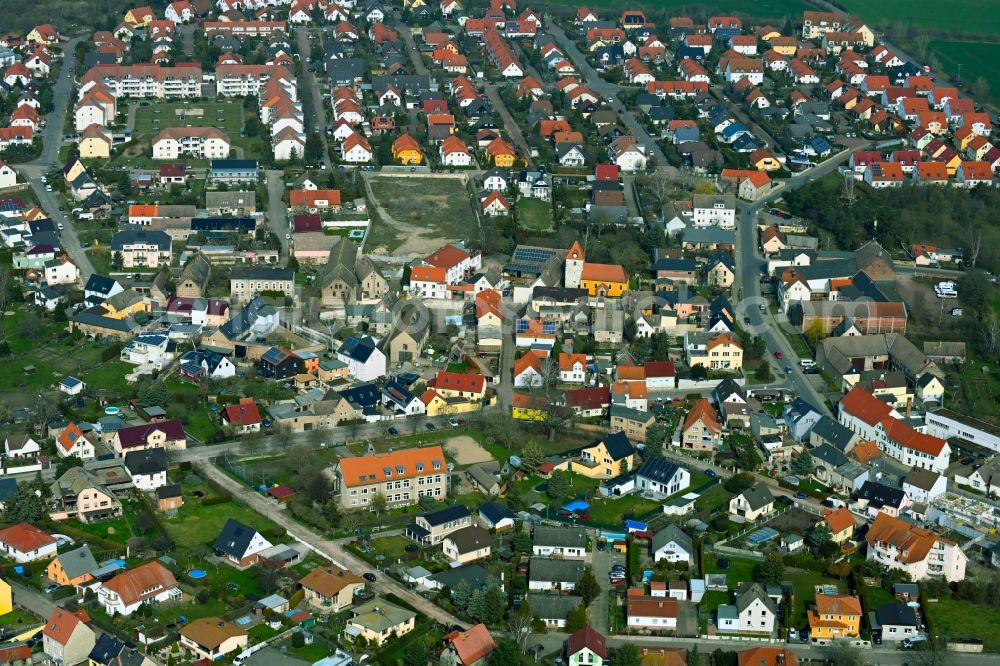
[188,569,207,580]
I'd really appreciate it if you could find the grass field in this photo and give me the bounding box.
[366,176,478,254]
[538,0,811,19]
[587,494,661,524]
[163,496,280,550]
[923,597,1000,651]
[517,197,553,231]
[116,100,266,167]
[928,40,1000,104]
[837,0,1000,35]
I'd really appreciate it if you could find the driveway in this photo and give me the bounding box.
[197,461,463,628]
[589,542,612,634]
[294,27,332,170]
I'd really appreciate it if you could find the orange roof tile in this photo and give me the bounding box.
[866,511,954,564]
[683,399,722,434]
[445,624,496,665]
[338,445,447,488]
[822,507,856,534]
[581,262,627,283]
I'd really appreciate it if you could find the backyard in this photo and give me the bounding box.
[516,197,553,231]
[365,176,478,254]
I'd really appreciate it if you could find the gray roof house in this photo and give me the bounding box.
[651,525,693,564]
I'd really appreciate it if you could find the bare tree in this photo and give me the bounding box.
[984,311,1000,361]
[967,226,983,269]
[641,169,672,209]
[842,172,857,203]
[0,266,10,321]
[507,598,534,652]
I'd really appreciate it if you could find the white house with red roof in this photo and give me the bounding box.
[0,523,57,562]
[98,561,180,616]
[839,386,950,473]
[223,398,262,434]
[0,160,16,189]
[424,243,481,284]
[57,423,96,460]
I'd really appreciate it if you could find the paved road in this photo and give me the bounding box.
[265,169,288,258]
[735,147,862,415]
[294,27,332,170]
[484,83,534,169]
[10,580,56,621]
[545,21,667,166]
[393,12,428,77]
[15,35,96,278]
[198,461,463,627]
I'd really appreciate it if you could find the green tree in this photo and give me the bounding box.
[304,132,325,165]
[3,485,45,523]
[611,644,642,666]
[54,456,84,478]
[487,640,521,666]
[565,602,589,632]
[519,441,544,469]
[645,423,669,450]
[452,579,472,611]
[808,523,833,549]
[791,451,813,475]
[576,567,601,606]
[369,491,387,516]
[690,364,707,380]
[136,381,170,408]
[403,640,429,666]
[482,585,506,625]
[546,469,572,501]
[755,552,785,585]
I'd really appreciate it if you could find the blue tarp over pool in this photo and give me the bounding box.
[563,500,590,512]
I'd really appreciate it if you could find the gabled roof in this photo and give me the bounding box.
[635,458,683,485]
[0,522,55,553]
[42,608,89,645]
[567,626,607,658]
[445,623,496,665]
[594,431,634,460]
[123,447,167,476]
[652,524,692,555]
[213,518,264,559]
[102,561,177,607]
[738,483,774,511]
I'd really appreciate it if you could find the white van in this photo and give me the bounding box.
[799,359,816,370]
[76,212,94,220]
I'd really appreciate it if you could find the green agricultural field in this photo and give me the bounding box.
[538,0,811,19]
[837,0,1000,35]
[928,40,1000,104]
[923,596,1000,651]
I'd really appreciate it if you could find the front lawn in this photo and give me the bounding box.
[163,496,281,551]
[369,536,412,560]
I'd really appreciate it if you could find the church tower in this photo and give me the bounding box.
[564,241,585,289]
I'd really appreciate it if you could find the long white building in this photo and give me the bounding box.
[80,64,202,98]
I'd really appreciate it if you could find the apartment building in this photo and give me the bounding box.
[334,445,448,510]
[80,63,202,98]
[865,511,967,582]
[152,127,231,159]
[229,266,294,303]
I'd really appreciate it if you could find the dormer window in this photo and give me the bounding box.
[432,460,441,470]
[396,465,404,474]
[383,467,392,477]
[416,463,424,472]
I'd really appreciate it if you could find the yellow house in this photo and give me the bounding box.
[808,594,861,639]
[706,255,735,288]
[485,137,517,167]
[579,262,628,298]
[403,0,426,7]
[944,152,963,176]
[512,393,547,421]
[0,578,11,616]
[569,432,635,479]
[751,149,782,171]
[820,507,856,544]
[346,598,416,647]
[391,134,424,165]
[688,332,744,371]
[102,290,150,320]
[124,7,155,26]
[770,37,798,56]
[78,127,112,159]
[420,389,482,416]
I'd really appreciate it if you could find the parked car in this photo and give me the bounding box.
[774,351,783,360]
[425,422,436,431]
[363,573,377,582]
[387,427,399,436]
[447,418,459,427]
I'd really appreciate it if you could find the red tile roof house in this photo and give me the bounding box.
[223,397,262,434]
[109,420,187,454]
[98,561,180,616]
[0,523,57,563]
[563,386,611,418]
[42,608,95,666]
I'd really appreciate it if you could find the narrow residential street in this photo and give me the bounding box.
[588,546,612,635]
[265,170,288,258]
[294,27,332,170]
[484,83,534,169]
[393,12,428,77]
[545,21,668,166]
[15,35,96,278]
[10,580,56,620]
[197,461,464,628]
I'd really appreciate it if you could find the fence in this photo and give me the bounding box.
[707,543,765,561]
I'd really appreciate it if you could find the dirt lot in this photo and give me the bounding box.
[444,436,494,466]
[766,507,819,535]
[365,175,479,255]
[894,275,965,344]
